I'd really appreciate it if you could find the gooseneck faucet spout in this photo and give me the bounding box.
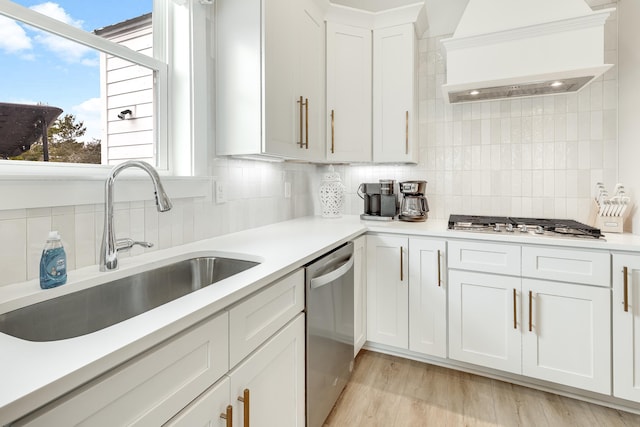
[100,161,172,271]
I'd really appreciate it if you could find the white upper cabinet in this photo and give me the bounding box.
[326,22,372,162]
[373,23,417,163]
[216,0,325,160]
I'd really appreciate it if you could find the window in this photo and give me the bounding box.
[0,0,169,169]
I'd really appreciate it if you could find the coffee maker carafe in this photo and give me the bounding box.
[358,180,397,220]
[399,180,429,222]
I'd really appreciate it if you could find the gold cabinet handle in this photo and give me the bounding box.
[513,289,517,329]
[330,109,335,154]
[305,98,309,149]
[237,389,250,427]
[400,246,404,282]
[220,405,232,427]
[405,110,409,154]
[624,266,629,312]
[528,291,533,332]
[437,250,442,287]
[297,96,304,148]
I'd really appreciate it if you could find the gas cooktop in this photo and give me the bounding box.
[448,215,604,239]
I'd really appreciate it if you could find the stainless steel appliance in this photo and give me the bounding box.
[448,215,604,239]
[305,242,354,427]
[357,180,397,220]
[399,180,429,222]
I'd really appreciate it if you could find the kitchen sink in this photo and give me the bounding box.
[0,256,259,342]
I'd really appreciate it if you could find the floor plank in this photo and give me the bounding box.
[323,351,640,427]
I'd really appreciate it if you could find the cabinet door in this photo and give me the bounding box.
[449,270,521,374]
[164,377,230,427]
[326,22,372,162]
[229,269,304,367]
[522,279,611,394]
[366,234,408,348]
[613,254,640,401]
[264,0,298,157]
[229,314,305,427]
[16,313,229,427]
[373,24,417,163]
[296,0,326,161]
[409,238,446,358]
[353,235,367,356]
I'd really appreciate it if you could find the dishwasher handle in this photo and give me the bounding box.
[310,255,354,289]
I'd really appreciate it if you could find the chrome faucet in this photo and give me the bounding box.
[100,161,172,271]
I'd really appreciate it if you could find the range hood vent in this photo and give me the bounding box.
[441,0,614,103]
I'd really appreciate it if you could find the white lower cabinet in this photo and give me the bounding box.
[164,377,231,427]
[366,234,447,357]
[449,270,522,374]
[15,313,230,427]
[229,314,305,427]
[353,235,367,356]
[448,241,611,395]
[612,254,640,402]
[167,314,305,427]
[522,278,610,393]
[15,269,306,427]
[409,238,447,358]
[229,269,305,367]
[366,234,408,348]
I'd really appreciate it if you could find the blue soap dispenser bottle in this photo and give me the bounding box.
[39,231,67,289]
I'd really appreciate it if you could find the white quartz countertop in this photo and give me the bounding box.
[3,214,640,423]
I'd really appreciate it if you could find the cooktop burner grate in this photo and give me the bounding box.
[448,215,603,239]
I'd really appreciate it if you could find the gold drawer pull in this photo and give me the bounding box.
[237,388,250,427]
[220,405,232,427]
[437,250,442,287]
[405,110,409,154]
[528,291,533,332]
[624,266,629,312]
[331,109,335,154]
[400,246,404,281]
[513,289,517,330]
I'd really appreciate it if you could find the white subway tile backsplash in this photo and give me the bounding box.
[27,216,51,280]
[0,219,27,286]
[74,211,95,269]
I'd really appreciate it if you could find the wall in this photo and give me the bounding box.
[330,3,619,225]
[0,160,314,287]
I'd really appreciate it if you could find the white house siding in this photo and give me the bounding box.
[98,18,154,165]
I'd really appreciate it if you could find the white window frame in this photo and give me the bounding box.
[0,0,211,208]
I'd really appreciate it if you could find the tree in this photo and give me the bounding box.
[13,113,101,164]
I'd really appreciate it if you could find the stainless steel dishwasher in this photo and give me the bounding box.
[305,241,354,427]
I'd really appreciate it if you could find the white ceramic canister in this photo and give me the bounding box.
[319,165,345,218]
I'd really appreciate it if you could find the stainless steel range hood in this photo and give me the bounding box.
[441,0,614,103]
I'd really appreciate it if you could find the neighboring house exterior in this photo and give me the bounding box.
[94,13,154,165]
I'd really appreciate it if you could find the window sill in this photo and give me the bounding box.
[0,162,211,210]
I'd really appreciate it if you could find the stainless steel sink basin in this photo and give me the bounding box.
[0,256,259,342]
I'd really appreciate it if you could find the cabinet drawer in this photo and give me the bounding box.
[16,313,229,427]
[522,246,610,286]
[448,240,521,276]
[229,268,304,367]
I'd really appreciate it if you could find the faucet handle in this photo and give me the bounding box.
[116,238,154,252]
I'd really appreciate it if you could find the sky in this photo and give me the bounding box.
[0,1,152,142]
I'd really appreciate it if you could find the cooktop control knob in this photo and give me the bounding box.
[535,225,545,234]
[506,223,514,232]
[493,223,502,232]
[519,225,528,233]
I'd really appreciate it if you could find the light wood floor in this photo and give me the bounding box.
[324,350,640,427]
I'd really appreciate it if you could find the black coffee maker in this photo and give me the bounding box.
[357,180,397,221]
